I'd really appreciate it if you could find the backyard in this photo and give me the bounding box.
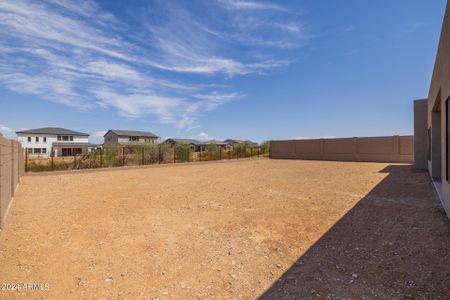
[0,159,449,299]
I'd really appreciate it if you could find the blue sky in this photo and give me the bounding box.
[0,0,446,143]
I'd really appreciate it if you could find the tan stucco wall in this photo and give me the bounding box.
[413,100,427,171]
[426,1,450,219]
[0,135,24,230]
[270,136,414,163]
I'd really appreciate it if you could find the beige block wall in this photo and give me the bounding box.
[0,135,24,230]
[270,136,414,163]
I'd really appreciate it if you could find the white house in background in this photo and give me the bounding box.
[16,127,95,157]
[103,129,158,144]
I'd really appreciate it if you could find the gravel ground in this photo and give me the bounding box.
[0,159,449,299]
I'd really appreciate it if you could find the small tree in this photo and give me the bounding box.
[260,141,270,154]
[175,144,191,162]
[205,144,220,160]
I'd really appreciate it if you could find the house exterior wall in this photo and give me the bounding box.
[270,136,414,163]
[425,1,450,219]
[118,137,130,143]
[117,136,157,143]
[52,146,91,156]
[17,134,89,157]
[104,132,157,144]
[413,99,428,170]
[431,110,442,179]
[104,131,119,143]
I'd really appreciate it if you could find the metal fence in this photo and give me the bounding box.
[25,144,269,173]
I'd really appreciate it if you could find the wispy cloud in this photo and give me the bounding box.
[0,0,308,130]
[406,22,424,33]
[0,124,15,139]
[195,92,244,110]
[217,0,292,13]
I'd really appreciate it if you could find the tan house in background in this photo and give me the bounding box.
[163,138,208,151]
[414,1,450,220]
[103,129,158,144]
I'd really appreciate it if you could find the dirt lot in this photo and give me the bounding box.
[0,159,449,299]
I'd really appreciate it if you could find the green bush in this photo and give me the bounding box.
[205,144,221,160]
[175,144,191,162]
[260,141,270,154]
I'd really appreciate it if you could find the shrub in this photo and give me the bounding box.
[175,144,191,162]
[205,144,220,160]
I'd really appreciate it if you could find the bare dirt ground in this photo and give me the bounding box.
[0,159,449,299]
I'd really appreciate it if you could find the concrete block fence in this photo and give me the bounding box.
[0,134,24,230]
[270,135,414,163]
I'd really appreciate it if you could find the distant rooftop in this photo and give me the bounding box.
[105,129,157,138]
[16,127,89,136]
[206,140,227,145]
[165,138,206,145]
[224,139,257,145]
[165,139,231,145]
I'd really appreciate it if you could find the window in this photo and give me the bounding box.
[42,148,47,154]
[27,148,32,154]
[58,135,75,142]
[28,137,31,142]
[447,97,450,181]
[428,127,431,161]
[33,148,42,154]
[43,137,47,143]
[129,136,139,142]
[36,137,39,142]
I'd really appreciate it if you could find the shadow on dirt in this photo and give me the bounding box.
[260,165,450,299]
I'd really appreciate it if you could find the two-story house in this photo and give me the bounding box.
[103,129,158,144]
[16,127,94,157]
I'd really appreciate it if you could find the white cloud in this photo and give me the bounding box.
[195,92,243,110]
[85,60,143,83]
[0,124,15,139]
[0,0,307,130]
[143,15,288,75]
[214,2,309,49]
[196,132,211,141]
[406,22,424,33]
[0,124,13,134]
[217,0,290,13]
[95,130,107,137]
[275,23,302,33]
[89,130,108,144]
[93,88,182,122]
